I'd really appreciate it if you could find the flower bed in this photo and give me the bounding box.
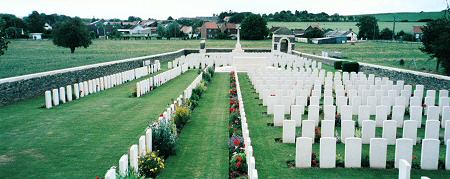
[228,71,258,179]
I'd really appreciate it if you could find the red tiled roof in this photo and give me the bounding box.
[413,26,424,34]
[202,22,218,29]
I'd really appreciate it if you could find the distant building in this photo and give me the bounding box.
[324,29,357,42]
[181,26,195,38]
[223,16,231,22]
[29,33,43,40]
[292,29,305,37]
[44,23,52,31]
[413,26,424,42]
[272,27,295,53]
[219,22,237,35]
[200,22,219,39]
[310,37,348,44]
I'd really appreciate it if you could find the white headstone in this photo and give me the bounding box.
[341,120,355,144]
[59,87,66,104]
[345,137,362,168]
[370,138,387,168]
[45,91,52,109]
[395,138,413,168]
[324,105,336,121]
[146,128,152,152]
[105,167,116,179]
[319,137,336,168]
[420,139,440,170]
[446,140,450,170]
[52,89,59,106]
[290,105,303,127]
[321,120,335,138]
[129,144,138,173]
[424,120,440,140]
[119,154,128,177]
[445,121,450,144]
[66,85,72,102]
[301,120,315,143]
[362,120,376,144]
[296,137,313,168]
[308,105,320,127]
[376,105,388,127]
[399,159,411,179]
[358,105,371,126]
[403,120,418,145]
[341,105,353,121]
[392,105,405,128]
[74,83,80,99]
[138,135,146,156]
[426,106,439,121]
[382,120,397,145]
[283,120,296,143]
[274,105,285,127]
[442,106,450,128]
[351,96,361,115]
[410,106,423,128]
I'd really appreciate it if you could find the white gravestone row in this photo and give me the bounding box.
[136,65,188,97]
[45,62,162,109]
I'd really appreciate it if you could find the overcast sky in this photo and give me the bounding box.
[0,0,447,20]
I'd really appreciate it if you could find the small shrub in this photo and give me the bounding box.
[228,135,245,155]
[138,151,165,178]
[399,59,405,66]
[151,120,177,158]
[202,72,212,83]
[229,152,247,177]
[207,67,215,77]
[336,153,345,168]
[311,152,319,167]
[314,127,321,143]
[174,106,191,131]
[342,62,360,73]
[361,155,369,167]
[334,61,343,70]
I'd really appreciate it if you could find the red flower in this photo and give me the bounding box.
[233,139,240,146]
[236,161,242,168]
[236,155,243,162]
[96,176,99,179]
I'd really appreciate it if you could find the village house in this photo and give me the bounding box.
[324,29,358,42]
[219,22,237,38]
[413,26,424,42]
[200,22,220,39]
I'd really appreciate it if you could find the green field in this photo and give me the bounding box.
[160,74,229,178]
[297,41,444,74]
[239,73,450,178]
[0,68,198,178]
[0,40,271,78]
[358,11,446,22]
[268,21,426,34]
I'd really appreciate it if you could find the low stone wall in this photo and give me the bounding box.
[292,50,450,90]
[0,50,185,106]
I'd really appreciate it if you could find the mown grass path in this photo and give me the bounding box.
[159,73,229,178]
[238,73,450,178]
[0,70,197,178]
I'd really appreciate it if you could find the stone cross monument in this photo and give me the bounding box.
[232,24,244,53]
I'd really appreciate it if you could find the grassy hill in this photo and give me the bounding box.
[353,11,447,22]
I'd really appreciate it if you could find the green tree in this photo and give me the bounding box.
[304,27,324,38]
[356,16,379,40]
[0,29,9,56]
[167,16,174,21]
[420,18,450,74]
[25,11,45,33]
[165,22,181,38]
[157,24,166,38]
[241,14,268,40]
[379,28,393,40]
[52,17,92,53]
[396,30,414,41]
[127,16,141,22]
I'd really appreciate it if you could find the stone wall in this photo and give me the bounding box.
[0,50,186,106]
[292,50,450,90]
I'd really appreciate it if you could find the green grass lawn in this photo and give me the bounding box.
[297,41,445,74]
[268,21,426,34]
[0,39,271,78]
[0,69,198,178]
[159,73,229,178]
[238,73,450,178]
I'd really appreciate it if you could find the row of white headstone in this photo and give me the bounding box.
[45,63,161,109]
[105,72,203,178]
[136,64,189,97]
[295,136,450,171]
[270,54,322,70]
[233,70,258,179]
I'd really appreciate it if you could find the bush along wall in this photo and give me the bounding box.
[103,67,215,178]
[228,71,248,178]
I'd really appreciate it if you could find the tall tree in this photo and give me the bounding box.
[52,17,92,53]
[379,28,394,40]
[356,16,379,40]
[420,18,450,74]
[167,16,174,21]
[127,16,141,22]
[304,27,324,38]
[0,23,9,56]
[241,14,268,40]
[25,11,45,33]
